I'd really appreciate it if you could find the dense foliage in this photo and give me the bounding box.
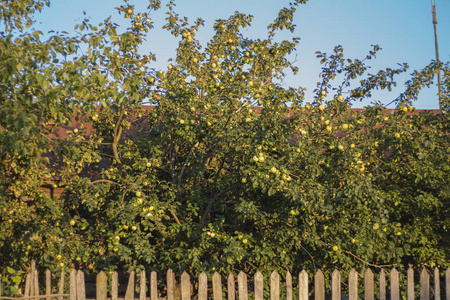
[1,0,449,289]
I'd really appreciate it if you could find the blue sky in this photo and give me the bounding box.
[31,0,450,109]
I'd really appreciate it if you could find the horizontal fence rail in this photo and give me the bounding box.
[1,264,450,300]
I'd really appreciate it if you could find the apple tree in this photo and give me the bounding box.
[0,0,449,288]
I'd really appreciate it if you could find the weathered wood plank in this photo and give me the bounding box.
[407,268,414,300]
[150,271,157,300]
[270,271,279,300]
[111,272,118,300]
[198,272,208,300]
[446,268,450,300]
[364,269,374,300]
[212,272,222,300]
[34,270,39,297]
[76,270,86,300]
[124,271,135,300]
[181,271,190,300]
[237,271,248,300]
[390,268,400,300]
[96,271,107,300]
[58,271,65,300]
[331,269,341,300]
[46,269,51,300]
[227,273,235,300]
[69,270,77,300]
[380,269,386,300]
[139,271,146,300]
[286,271,292,300]
[348,269,358,300]
[420,268,430,300]
[30,262,36,297]
[167,269,175,300]
[298,270,308,300]
[25,272,31,298]
[434,268,440,300]
[314,270,325,300]
[254,271,263,300]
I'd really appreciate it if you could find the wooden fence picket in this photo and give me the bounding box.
[212,272,222,300]
[58,271,65,300]
[96,272,107,300]
[407,268,414,300]
[45,270,51,300]
[434,268,440,300]
[298,270,308,300]
[285,271,292,300]
[331,269,341,300]
[69,270,76,300]
[76,271,85,300]
[181,271,190,300]
[270,271,279,300]
[390,268,400,300]
[111,272,118,300]
[198,272,207,300]
[364,269,374,300]
[380,269,386,300]
[348,269,358,300]
[314,270,324,300]
[139,271,146,300]
[237,272,247,300]
[167,269,175,300]
[420,268,430,300]
[124,271,135,300]
[227,273,235,300]
[150,271,157,300]
[254,271,263,300]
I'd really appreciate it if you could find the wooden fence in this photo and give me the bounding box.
[1,263,449,300]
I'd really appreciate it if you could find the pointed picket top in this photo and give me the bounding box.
[69,270,77,300]
[212,272,223,300]
[124,271,135,300]
[331,270,341,300]
[390,268,400,300]
[150,271,158,300]
[364,269,374,300]
[434,268,441,300]
[198,272,208,300]
[227,272,235,300]
[111,272,118,300]
[167,269,175,300]
[254,270,264,300]
[407,268,414,300]
[96,271,107,300]
[379,269,386,300]
[76,270,86,300]
[181,271,191,300]
[348,269,358,300]
[420,268,430,300]
[285,271,292,300]
[237,271,248,300]
[314,270,325,300]
[139,271,146,300]
[270,271,280,300]
[298,270,308,300]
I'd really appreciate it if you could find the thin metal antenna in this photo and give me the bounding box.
[431,0,442,111]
